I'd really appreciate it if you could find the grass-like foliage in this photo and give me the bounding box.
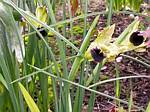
[0,0,149,112]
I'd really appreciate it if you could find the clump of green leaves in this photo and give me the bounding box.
[106,0,143,12]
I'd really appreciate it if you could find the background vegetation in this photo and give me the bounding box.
[0,0,150,112]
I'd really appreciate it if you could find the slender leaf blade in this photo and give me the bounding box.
[18,82,40,112]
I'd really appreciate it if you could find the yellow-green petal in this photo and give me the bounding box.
[35,6,48,27]
[95,24,115,44]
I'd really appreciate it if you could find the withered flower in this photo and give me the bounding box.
[129,31,144,46]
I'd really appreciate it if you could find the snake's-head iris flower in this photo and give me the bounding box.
[85,19,147,63]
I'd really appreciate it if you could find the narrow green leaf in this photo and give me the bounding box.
[0,73,8,90]
[0,2,25,62]
[18,82,40,112]
[114,19,139,45]
[146,101,150,112]
[115,62,120,105]
[107,0,114,25]
[69,15,100,81]
[128,90,133,112]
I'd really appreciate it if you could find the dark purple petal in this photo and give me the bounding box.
[130,31,144,46]
[36,27,47,39]
[91,47,105,62]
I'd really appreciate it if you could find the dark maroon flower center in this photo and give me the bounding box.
[130,31,144,46]
[91,47,105,62]
[36,27,47,39]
